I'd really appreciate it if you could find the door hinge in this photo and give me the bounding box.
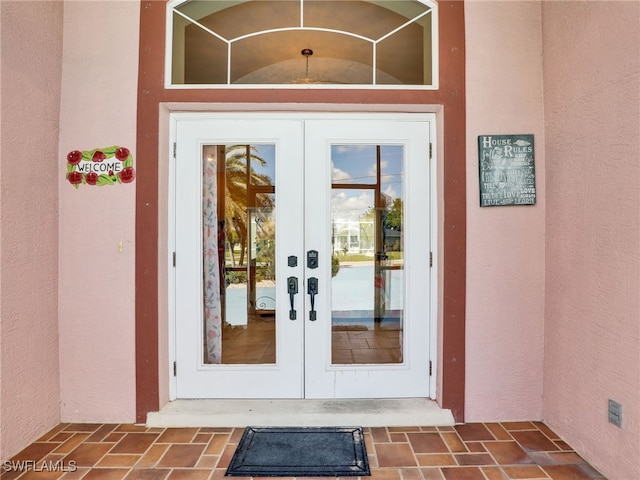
[172,251,176,267]
[429,360,432,376]
[173,361,177,377]
[429,143,433,160]
[430,252,433,267]
[173,142,177,158]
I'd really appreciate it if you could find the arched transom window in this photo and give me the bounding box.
[168,0,438,87]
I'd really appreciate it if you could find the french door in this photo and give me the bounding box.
[172,113,434,399]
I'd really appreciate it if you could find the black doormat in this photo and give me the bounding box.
[225,426,370,477]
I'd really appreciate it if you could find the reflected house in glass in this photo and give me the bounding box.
[332,219,375,255]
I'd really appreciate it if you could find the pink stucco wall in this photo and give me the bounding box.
[0,1,63,460]
[1,4,637,478]
[542,2,640,479]
[57,1,138,423]
[464,1,546,421]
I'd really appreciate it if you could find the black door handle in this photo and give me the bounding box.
[307,277,318,321]
[287,276,298,320]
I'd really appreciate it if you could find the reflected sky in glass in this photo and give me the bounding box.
[331,145,404,221]
[252,144,276,184]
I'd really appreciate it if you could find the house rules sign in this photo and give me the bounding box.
[478,134,536,207]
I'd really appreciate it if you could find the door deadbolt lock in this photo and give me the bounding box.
[307,250,318,269]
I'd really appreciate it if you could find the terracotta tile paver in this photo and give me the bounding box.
[421,468,446,480]
[65,425,104,433]
[370,427,390,443]
[124,469,171,480]
[103,434,126,444]
[440,432,467,453]
[111,434,160,455]
[1,422,606,480]
[465,442,486,453]
[453,453,495,466]
[203,435,229,456]
[511,430,559,452]
[213,444,236,469]
[485,423,513,441]
[64,444,113,467]
[484,441,534,465]
[14,470,64,480]
[37,425,70,442]
[480,466,507,480]
[192,435,211,445]
[501,421,537,431]
[156,430,199,444]
[454,424,494,442]
[407,433,450,453]
[544,464,600,480]
[86,427,119,444]
[441,466,486,480]
[376,443,417,467]
[415,454,456,467]
[50,434,76,444]
[166,470,211,480]
[137,445,170,468]
[10,443,58,462]
[97,455,142,468]
[533,422,561,440]
[502,465,548,479]
[81,469,130,480]
[54,435,92,455]
[157,445,205,468]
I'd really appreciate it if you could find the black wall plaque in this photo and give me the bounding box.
[478,134,536,207]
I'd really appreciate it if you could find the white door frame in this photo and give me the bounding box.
[167,111,439,401]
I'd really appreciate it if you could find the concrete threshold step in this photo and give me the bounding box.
[146,398,455,428]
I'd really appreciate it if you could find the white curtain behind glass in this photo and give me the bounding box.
[203,147,222,363]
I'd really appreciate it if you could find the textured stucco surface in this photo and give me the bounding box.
[464,1,546,421]
[57,1,138,423]
[1,2,638,477]
[542,2,640,479]
[0,1,63,460]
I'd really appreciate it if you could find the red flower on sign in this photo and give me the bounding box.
[67,150,82,165]
[115,147,130,161]
[68,171,83,185]
[92,151,106,162]
[86,172,98,185]
[119,167,136,183]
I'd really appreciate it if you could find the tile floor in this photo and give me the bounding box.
[332,328,402,364]
[220,319,402,365]
[1,422,606,480]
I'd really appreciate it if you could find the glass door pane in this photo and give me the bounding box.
[330,145,405,365]
[202,144,277,365]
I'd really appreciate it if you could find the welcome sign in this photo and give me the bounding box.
[66,146,135,187]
